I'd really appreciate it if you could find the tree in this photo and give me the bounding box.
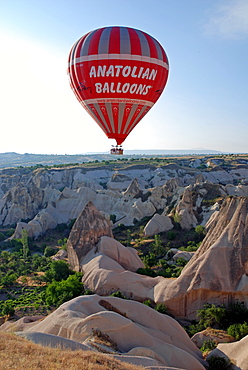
[1,300,15,317]
[44,260,73,282]
[21,229,29,261]
[1,271,18,287]
[151,235,165,257]
[44,246,56,257]
[45,273,83,307]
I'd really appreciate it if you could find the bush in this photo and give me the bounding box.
[1,300,15,317]
[0,271,18,287]
[151,235,165,256]
[44,260,73,282]
[207,355,229,369]
[197,304,227,329]
[195,225,206,236]
[45,272,83,307]
[143,300,152,307]
[110,291,126,299]
[44,246,56,257]
[154,303,168,315]
[136,267,157,277]
[110,214,116,223]
[141,252,156,268]
[200,339,217,353]
[227,322,248,340]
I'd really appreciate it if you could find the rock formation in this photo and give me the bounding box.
[154,196,248,318]
[144,213,173,237]
[1,159,248,239]
[207,335,248,370]
[68,197,248,319]
[0,295,205,370]
[67,201,113,272]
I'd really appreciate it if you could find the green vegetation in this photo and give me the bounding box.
[0,230,86,317]
[207,355,230,370]
[200,339,217,353]
[185,302,248,341]
[45,273,83,307]
[227,322,248,340]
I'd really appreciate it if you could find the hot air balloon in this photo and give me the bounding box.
[68,26,169,154]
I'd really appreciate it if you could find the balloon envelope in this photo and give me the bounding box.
[68,26,169,145]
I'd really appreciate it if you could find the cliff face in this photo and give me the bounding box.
[155,196,248,317]
[67,201,113,271]
[65,197,248,319]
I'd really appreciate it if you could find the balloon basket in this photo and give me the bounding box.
[110,146,123,155]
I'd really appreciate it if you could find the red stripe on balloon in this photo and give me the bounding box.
[128,28,142,56]
[87,28,104,55]
[144,33,158,60]
[109,27,120,54]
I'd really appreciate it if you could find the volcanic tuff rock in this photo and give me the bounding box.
[207,335,248,370]
[70,197,248,318]
[1,161,248,238]
[67,201,113,272]
[0,295,205,370]
[153,196,248,317]
[144,213,173,236]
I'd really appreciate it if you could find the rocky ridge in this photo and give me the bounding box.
[1,158,248,239]
[65,197,248,320]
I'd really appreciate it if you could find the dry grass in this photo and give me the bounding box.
[0,332,145,370]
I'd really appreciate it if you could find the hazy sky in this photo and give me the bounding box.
[1,0,248,154]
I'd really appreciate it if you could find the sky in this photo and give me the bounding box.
[0,0,248,154]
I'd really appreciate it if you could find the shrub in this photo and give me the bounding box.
[197,304,227,329]
[45,272,83,307]
[200,339,217,353]
[141,252,156,268]
[207,355,229,369]
[151,235,165,256]
[1,300,15,317]
[195,225,206,236]
[110,291,126,299]
[227,322,248,340]
[186,323,205,337]
[1,271,18,287]
[154,303,168,315]
[110,214,116,223]
[67,218,76,229]
[175,258,188,267]
[143,300,152,307]
[136,267,157,277]
[44,246,56,257]
[44,260,73,282]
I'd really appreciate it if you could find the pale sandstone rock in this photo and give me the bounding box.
[175,185,198,229]
[172,250,194,262]
[122,178,140,197]
[149,186,167,210]
[1,295,204,370]
[191,328,235,348]
[51,249,68,260]
[16,332,92,351]
[67,201,113,272]
[64,196,248,320]
[225,184,248,196]
[154,197,248,318]
[207,335,248,370]
[144,213,173,237]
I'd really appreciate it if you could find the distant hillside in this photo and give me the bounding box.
[0,149,226,168]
